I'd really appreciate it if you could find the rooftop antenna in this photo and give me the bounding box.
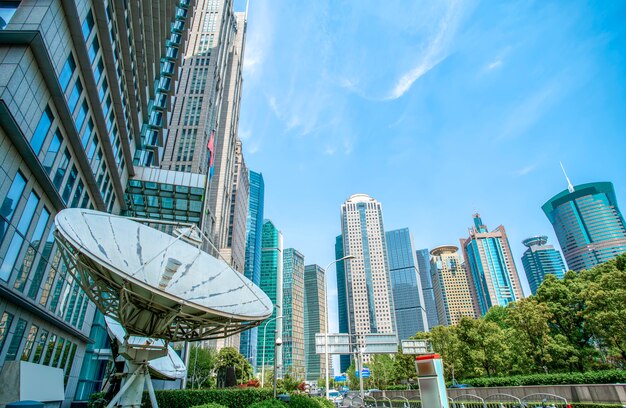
[560,161,575,193]
[245,0,249,22]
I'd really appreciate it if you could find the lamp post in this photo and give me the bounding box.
[260,312,283,388]
[323,255,355,400]
[273,335,283,398]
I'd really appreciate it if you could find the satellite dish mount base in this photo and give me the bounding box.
[106,341,167,408]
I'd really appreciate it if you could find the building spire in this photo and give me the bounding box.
[560,162,575,193]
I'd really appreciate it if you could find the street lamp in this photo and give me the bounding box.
[260,312,283,388]
[323,255,356,400]
[273,336,283,398]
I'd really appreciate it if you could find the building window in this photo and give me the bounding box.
[0,171,27,241]
[0,191,40,281]
[53,149,71,190]
[88,36,99,63]
[31,107,53,155]
[5,318,27,361]
[21,324,38,361]
[75,101,88,132]
[82,10,94,40]
[67,79,82,113]
[0,312,14,353]
[59,54,76,91]
[42,130,62,175]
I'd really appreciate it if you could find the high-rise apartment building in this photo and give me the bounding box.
[240,170,264,368]
[334,235,351,373]
[521,236,566,295]
[430,246,476,326]
[542,181,626,272]
[303,264,327,381]
[256,220,283,375]
[415,248,440,329]
[385,229,428,339]
[460,214,524,317]
[0,0,193,403]
[282,248,305,378]
[340,194,396,361]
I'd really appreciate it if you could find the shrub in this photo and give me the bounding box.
[457,369,626,388]
[310,397,334,408]
[248,399,287,408]
[189,404,228,408]
[289,394,334,408]
[141,388,275,408]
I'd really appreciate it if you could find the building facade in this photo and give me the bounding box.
[460,214,524,317]
[430,245,476,326]
[256,220,283,376]
[334,234,351,373]
[340,194,396,361]
[521,236,566,295]
[240,170,264,368]
[303,264,326,381]
[415,248,440,329]
[385,228,428,339]
[542,182,626,272]
[282,248,305,379]
[0,0,193,403]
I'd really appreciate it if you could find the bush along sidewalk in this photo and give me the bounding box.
[456,369,626,388]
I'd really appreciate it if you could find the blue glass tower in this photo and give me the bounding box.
[460,214,524,317]
[521,236,566,295]
[335,235,351,373]
[240,171,264,369]
[385,228,428,339]
[415,248,440,329]
[542,181,626,272]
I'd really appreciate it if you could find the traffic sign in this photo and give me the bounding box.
[334,375,347,382]
[355,368,370,378]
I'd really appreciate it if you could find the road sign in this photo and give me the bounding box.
[315,333,351,354]
[355,368,370,378]
[334,375,347,382]
[401,339,432,355]
[363,333,398,354]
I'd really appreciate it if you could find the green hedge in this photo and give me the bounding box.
[393,402,623,408]
[141,389,275,408]
[288,395,334,408]
[459,369,626,388]
[248,400,287,408]
[189,404,228,408]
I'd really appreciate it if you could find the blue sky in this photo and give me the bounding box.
[234,0,626,346]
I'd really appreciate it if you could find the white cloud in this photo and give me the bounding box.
[516,163,537,176]
[242,0,273,77]
[385,0,469,100]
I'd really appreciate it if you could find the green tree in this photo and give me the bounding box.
[455,317,509,377]
[368,354,395,389]
[216,347,253,384]
[187,346,218,389]
[424,326,465,381]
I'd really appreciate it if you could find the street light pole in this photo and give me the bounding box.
[261,312,283,388]
[323,255,355,400]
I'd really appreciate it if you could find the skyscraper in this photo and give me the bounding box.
[430,246,476,326]
[542,181,626,272]
[282,248,305,378]
[256,220,283,376]
[303,264,327,381]
[521,236,566,295]
[340,194,396,360]
[335,235,351,373]
[385,229,428,339]
[0,0,193,402]
[415,249,440,329]
[460,214,524,317]
[240,170,264,368]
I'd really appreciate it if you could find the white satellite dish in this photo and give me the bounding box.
[53,209,273,408]
[105,316,186,381]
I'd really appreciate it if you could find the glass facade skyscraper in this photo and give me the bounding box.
[542,182,626,272]
[415,248,440,329]
[430,246,476,326]
[460,214,524,317]
[256,220,283,375]
[303,264,326,381]
[335,235,351,373]
[385,229,428,339]
[521,236,566,295]
[282,248,305,378]
[240,170,264,368]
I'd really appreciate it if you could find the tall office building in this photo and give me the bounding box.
[340,194,396,362]
[282,248,305,378]
[240,170,264,368]
[334,235,351,373]
[460,214,524,317]
[415,249,440,329]
[521,236,566,295]
[256,220,283,376]
[430,246,476,326]
[303,264,327,381]
[0,0,193,403]
[385,228,428,339]
[542,181,626,272]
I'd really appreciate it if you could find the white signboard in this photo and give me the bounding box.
[315,333,351,355]
[363,333,398,354]
[401,339,431,355]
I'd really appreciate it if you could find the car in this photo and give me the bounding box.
[327,389,342,402]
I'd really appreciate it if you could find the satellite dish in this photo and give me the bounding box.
[53,209,273,408]
[105,317,186,380]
